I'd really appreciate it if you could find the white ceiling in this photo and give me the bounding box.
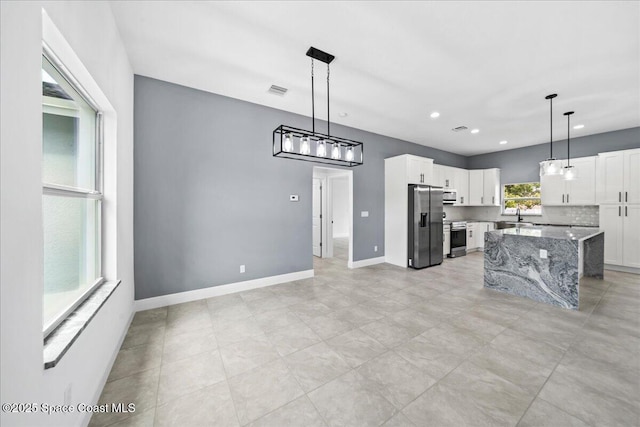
[110,1,639,156]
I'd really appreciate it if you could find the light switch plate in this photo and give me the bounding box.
[539,249,548,259]
[361,211,369,217]
[289,195,299,202]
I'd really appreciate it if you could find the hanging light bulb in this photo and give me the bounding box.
[540,94,564,176]
[563,111,577,181]
[346,146,354,162]
[564,166,576,180]
[300,136,310,155]
[283,133,293,152]
[317,140,326,157]
[331,143,341,159]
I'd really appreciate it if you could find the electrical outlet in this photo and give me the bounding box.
[289,195,299,202]
[539,249,548,259]
[361,211,369,217]
[374,245,378,252]
[240,265,245,273]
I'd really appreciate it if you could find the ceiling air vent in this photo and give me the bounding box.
[268,85,288,96]
[452,126,468,132]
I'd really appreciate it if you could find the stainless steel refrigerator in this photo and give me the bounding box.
[408,185,444,269]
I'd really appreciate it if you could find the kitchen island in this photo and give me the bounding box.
[484,226,604,310]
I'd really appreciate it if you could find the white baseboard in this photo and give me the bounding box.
[348,256,386,269]
[135,269,314,312]
[604,264,640,275]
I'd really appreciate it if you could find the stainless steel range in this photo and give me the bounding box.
[449,221,467,258]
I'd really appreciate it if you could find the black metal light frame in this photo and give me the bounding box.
[272,47,364,167]
[273,125,363,167]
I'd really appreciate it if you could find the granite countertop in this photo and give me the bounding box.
[490,226,602,241]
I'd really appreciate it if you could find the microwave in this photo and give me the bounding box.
[443,190,457,204]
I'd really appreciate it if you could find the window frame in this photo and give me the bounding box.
[502,182,542,216]
[42,46,105,338]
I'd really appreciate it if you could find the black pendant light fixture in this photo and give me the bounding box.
[273,47,363,167]
[563,111,577,180]
[540,93,563,176]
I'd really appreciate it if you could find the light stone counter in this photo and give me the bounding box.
[484,226,604,310]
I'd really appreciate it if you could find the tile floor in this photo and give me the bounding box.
[91,245,640,426]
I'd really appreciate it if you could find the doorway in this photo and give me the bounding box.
[312,167,353,266]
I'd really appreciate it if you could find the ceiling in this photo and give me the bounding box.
[109,1,639,156]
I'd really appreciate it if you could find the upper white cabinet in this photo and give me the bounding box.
[433,164,444,188]
[427,164,469,205]
[406,155,434,185]
[468,170,483,205]
[483,169,501,206]
[468,169,500,206]
[597,149,640,205]
[454,168,469,205]
[540,156,596,206]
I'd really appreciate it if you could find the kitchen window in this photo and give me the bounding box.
[503,182,541,215]
[42,53,103,336]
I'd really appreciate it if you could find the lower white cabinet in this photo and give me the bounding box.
[444,225,451,256]
[467,223,477,250]
[467,222,494,251]
[476,222,495,250]
[599,204,640,268]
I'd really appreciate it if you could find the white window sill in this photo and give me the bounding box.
[43,280,120,369]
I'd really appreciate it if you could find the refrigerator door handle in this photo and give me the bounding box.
[420,212,428,227]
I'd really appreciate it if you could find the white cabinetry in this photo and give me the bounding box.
[540,156,596,206]
[469,169,500,206]
[467,222,494,251]
[468,171,483,205]
[407,155,434,185]
[385,154,436,267]
[467,223,477,250]
[444,224,451,256]
[455,168,469,205]
[483,169,501,206]
[600,204,640,269]
[597,149,640,205]
[476,222,495,250]
[623,205,640,268]
[597,149,640,269]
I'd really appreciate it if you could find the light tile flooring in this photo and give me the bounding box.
[91,248,640,426]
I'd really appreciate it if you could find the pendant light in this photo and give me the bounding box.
[563,111,577,180]
[540,94,563,176]
[331,143,341,159]
[273,47,364,166]
[283,133,293,152]
[300,136,310,155]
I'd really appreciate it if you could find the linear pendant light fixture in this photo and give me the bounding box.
[540,93,564,176]
[563,111,577,180]
[273,47,364,167]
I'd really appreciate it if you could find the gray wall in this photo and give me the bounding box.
[134,76,467,299]
[467,127,640,184]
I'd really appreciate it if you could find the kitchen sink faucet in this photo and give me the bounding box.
[516,207,523,222]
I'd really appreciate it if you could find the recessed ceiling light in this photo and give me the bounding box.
[338,112,348,118]
[471,129,479,134]
[499,140,508,145]
[573,124,584,129]
[430,112,440,119]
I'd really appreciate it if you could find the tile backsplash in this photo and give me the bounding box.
[457,206,599,226]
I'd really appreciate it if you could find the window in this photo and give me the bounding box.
[503,182,541,215]
[42,53,103,336]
